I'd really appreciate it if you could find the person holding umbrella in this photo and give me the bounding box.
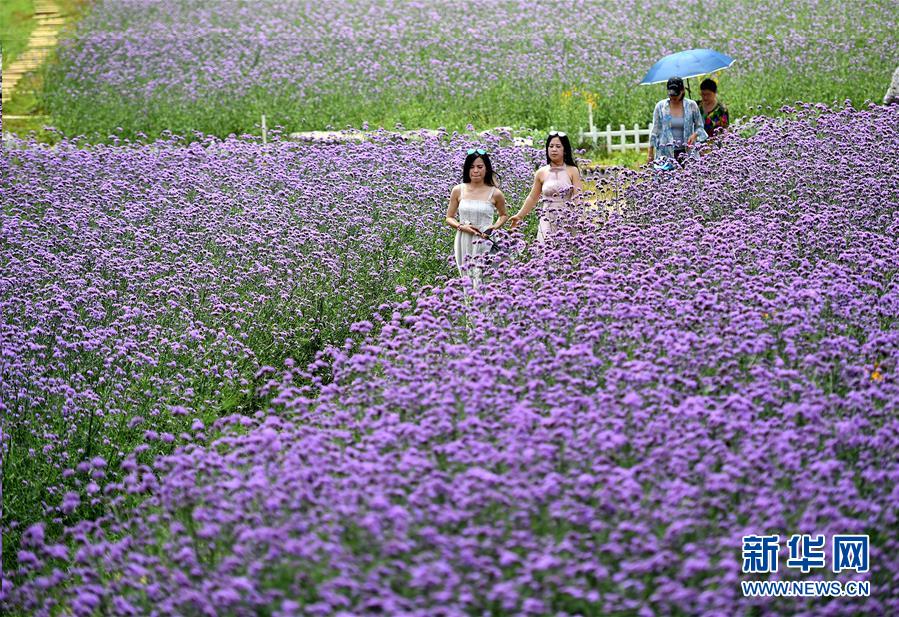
[646,76,707,165]
[640,49,733,164]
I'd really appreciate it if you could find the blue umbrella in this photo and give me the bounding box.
[639,48,735,85]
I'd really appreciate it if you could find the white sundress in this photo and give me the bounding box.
[454,185,496,288]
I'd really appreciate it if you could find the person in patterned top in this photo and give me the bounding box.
[647,77,707,164]
[698,78,729,140]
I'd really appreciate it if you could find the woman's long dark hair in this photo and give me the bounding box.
[545,133,578,169]
[462,152,498,187]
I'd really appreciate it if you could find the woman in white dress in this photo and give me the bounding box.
[445,149,508,287]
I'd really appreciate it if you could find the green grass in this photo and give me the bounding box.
[3,70,40,116]
[583,148,647,170]
[0,0,35,70]
[37,67,888,146]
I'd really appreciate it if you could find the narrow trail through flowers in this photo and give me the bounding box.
[1,0,63,113]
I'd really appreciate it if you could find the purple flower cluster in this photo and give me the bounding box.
[41,0,898,138]
[5,104,897,615]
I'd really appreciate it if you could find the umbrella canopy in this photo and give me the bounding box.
[640,48,735,85]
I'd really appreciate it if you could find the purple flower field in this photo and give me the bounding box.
[3,104,897,615]
[40,0,899,139]
[0,129,536,599]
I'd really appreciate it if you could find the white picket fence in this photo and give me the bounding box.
[580,122,653,152]
[270,107,652,152]
[575,104,652,152]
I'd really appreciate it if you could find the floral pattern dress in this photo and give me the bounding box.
[699,100,729,137]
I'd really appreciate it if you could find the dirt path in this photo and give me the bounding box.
[2,0,64,110]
